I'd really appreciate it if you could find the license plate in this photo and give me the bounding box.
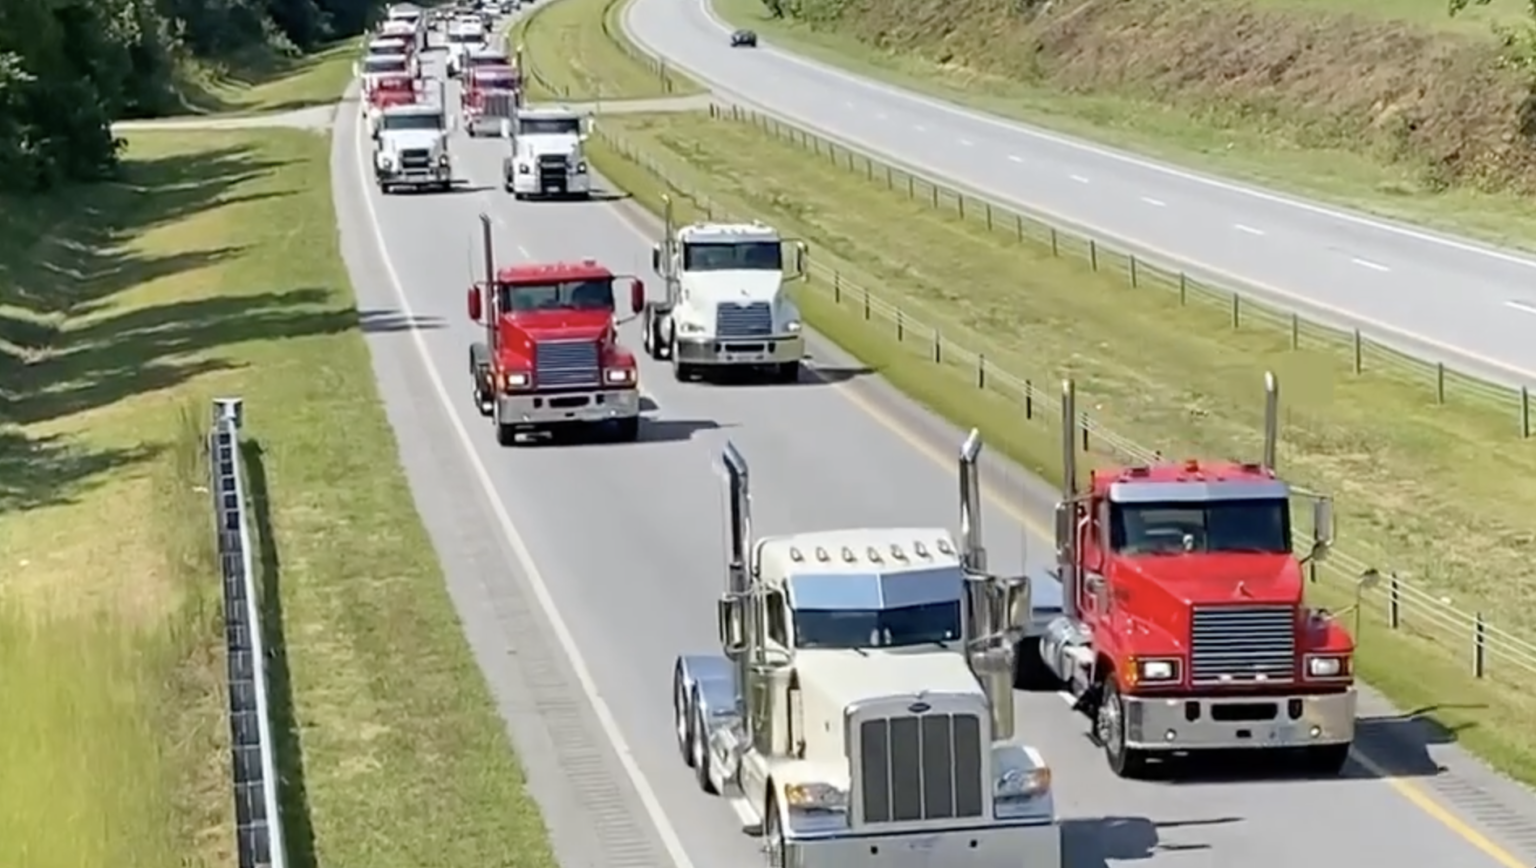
[726,353,765,363]
[906,836,939,852]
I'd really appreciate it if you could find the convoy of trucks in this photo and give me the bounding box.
[357,4,1378,850]
[643,195,807,382]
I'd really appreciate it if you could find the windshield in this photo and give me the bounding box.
[374,78,412,92]
[449,31,484,43]
[470,55,509,67]
[381,112,442,132]
[794,601,962,650]
[370,42,408,56]
[498,279,614,313]
[475,75,516,89]
[1109,498,1292,555]
[519,116,580,136]
[364,58,407,74]
[682,241,782,271]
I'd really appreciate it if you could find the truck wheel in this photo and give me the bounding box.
[692,697,718,794]
[1302,744,1351,776]
[1099,678,1151,779]
[673,361,695,382]
[611,417,640,442]
[772,361,799,384]
[672,668,695,767]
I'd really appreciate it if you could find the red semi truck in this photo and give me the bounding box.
[466,214,646,444]
[1021,372,1373,778]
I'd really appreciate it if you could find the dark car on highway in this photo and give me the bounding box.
[730,29,757,47]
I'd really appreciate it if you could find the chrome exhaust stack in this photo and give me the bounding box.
[718,442,754,716]
[1057,379,1078,623]
[479,213,498,353]
[957,430,1029,742]
[1262,371,1279,473]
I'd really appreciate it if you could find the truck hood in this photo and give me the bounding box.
[1118,553,1303,605]
[520,133,582,156]
[501,309,609,341]
[379,130,444,151]
[795,647,980,714]
[679,270,783,304]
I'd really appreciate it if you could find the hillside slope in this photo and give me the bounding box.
[772,0,1535,193]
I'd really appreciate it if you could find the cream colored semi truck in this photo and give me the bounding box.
[670,433,1063,868]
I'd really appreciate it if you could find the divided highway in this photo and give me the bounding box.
[333,41,1536,868]
[622,0,1536,388]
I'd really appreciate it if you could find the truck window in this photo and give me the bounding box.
[1109,498,1291,556]
[381,113,442,132]
[765,591,789,646]
[793,600,961,650]
[364,57,407,74]
[682,241,782,272]
[518,116,581,136]
[498,278,614,312]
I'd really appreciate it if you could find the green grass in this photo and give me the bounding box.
[174,39,360,115]
[710,0,1536,253]
[510,0,702,100]
[586,109,1536,784]
[0,128,557,866]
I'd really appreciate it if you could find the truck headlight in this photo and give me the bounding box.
[783,782,846,812]
[500,372,529,389]
[677,321,705,335]
[783,320,801,333]
[378,153,396,169]
[1306,655,1347,678]
[438,153,451,167]
[517,163,530,174]
[995,766,1051,800]
[575,161,588,173]
[1135,658,1179,683]
[604,368,634,384]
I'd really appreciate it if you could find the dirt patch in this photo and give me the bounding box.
[795,0,1536,191]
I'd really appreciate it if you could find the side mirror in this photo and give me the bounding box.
[1311,497,1334,561]
[793,241,807,280]
[500,118,512,139]
[448,116,459,132]
[1001,575,1031,635]
[1053,501,1073,552]
[466,284,483,321]
[352,62,361,77]
[630,279,645,314]
[650,244,661,272]
[717,594,746,657]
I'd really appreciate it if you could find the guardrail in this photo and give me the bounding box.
[209,398,287,868]
[588,114,1536,684]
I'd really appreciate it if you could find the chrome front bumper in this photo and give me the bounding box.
[1124,689,1356,750]
[508,170,591,195]
[675,333,803,366]
[377,165,450,184]
[494,388,639,426]
[785,820,1060,868]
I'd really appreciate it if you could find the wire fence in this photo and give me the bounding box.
[589,112,1536,684]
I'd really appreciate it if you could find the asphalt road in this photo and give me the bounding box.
[330,40,1536,868]
[620,0,1536,389]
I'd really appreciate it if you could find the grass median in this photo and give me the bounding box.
[174,39,361,115]
[510,0,702,100]
[0,128,556,867]
[586,108,1536,783]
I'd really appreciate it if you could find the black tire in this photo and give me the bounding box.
[611,417,640,442]
[1099,678,1151,779]
[772,361,799,384]
[693,697,718,794]
[763,791,785,867]
[672,354,694,382]
[1302,743,1351,776]
[672,668,695,767]
[1013,637,1059,690]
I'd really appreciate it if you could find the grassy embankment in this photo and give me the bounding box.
[173,38,362,115]
[509,0,702,101]
[0,126,557,866]
[712,0,1536,252]
[570,106,1536,782]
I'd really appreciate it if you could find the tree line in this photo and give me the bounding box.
[0,0,393,193]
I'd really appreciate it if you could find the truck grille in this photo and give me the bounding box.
[537,154,568,190]
[534,339,599,389]
[715,301,773,337]
[399,148,431,169]
[1190,605,1296,685]
[858,713,983,824]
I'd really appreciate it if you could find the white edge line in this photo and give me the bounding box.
[349,98,697,868]
[1351,257,1391,273]
[1235,224,1265,236]
[1140,197,1165,207]
[1505,300,1536,315]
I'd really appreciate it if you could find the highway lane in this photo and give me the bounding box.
[621,0,1536,387]
[334,47,1527,868]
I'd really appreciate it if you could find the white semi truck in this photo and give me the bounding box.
[643,197,806,383]
[671,434,1063,868]
[500,106,590,200]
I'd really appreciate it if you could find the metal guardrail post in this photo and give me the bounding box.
[210,398,287,868]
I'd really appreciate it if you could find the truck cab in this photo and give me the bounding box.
[501,107,590,200]
[356,53,409,98]
[462,64,521,137]
[672,437,1061,868]
[1037,373,1371,778]
[643,207,807,383]
[373,102,454,193]
[445,19,488,77]
[365,73,420,137]
[465,215,645,443]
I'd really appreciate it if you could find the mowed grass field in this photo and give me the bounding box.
[0,128,556,866]
[584,109,1536,782]
[174,39,362,115]
[709,0,1536,251]
[510,0,701,100]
